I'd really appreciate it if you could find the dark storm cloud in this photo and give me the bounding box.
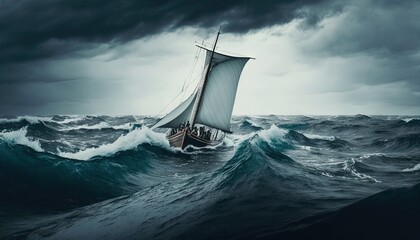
[0,0,338,64]
[1,0,420,114]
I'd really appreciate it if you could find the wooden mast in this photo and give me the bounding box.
[190,27,221,128]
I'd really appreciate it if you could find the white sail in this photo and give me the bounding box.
[204,48,236,66]
[195,52,250,132]
[153,92,197,129]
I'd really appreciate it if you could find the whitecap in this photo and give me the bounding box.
[402,164,420,172]
[59,122,132,131]
[55,116,86,124]
[0,116,53,124]
[57,127,171,160]
[303,133,335,141]
[0,127,44,152]
[359,153,385,160]
[227,124,288,148]
[402,118,412,123]
[343,158,381,183]
[258,124,288,144]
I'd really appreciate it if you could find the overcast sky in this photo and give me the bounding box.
[1,0,419,115]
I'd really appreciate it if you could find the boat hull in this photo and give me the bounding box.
[167,130,222,149]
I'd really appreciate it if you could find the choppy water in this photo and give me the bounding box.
[1,115,420,239]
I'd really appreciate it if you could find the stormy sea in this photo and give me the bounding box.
[1,114,420,240]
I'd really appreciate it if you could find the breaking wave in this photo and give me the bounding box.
[57,127,171,160]
[0,127,44,152]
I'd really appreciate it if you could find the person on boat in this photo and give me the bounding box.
[192,126,198,135]
[186,121,190,130]
[205,130,211,140]
[199,126,205,138]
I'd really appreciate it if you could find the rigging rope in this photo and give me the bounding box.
[152,30,223,119]
[152,43,203,119]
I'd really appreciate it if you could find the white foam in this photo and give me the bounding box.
[299,146,313,151]
[0,115,87,124]
[402,118,419,123]
[57,127,170,160]
[303,133,335,141]
[227,125,288,147]
[343,158,381,183]
[60,122,132,131]
[0,116,53,124]
[0,127,44,152]
[258,124,288,143]
[359,153,385,160]
[246,119,261,128]
[237,118,262,128]
[402,164,420,172]
[321,172,334,178]
[55,116,85,124]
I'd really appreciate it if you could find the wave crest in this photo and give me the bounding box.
[402,163,420,172]
[60,122,133,131]
[57,127,170,160]
[0,127,44,152]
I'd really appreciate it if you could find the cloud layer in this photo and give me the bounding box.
[0,0,338,64]
[0,0,419,115]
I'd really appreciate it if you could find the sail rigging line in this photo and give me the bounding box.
[152,84,199,119]
[181,45,203,102]
[182,45,200,92]
[152,43,203,118]
[152,90,187,118]
[190,27,222,128]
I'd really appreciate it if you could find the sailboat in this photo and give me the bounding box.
[153,28,253,149]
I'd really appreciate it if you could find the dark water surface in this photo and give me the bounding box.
[1,115,420,239]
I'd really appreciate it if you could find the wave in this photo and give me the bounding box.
[51,115,86,124]
[303,133,335,141]
[354,114,371,120]
[57,127,171,160]
[0,115,87,125]
[371,133,420,152]
[401,118,420,123]
[342,158,381,183]
[0,116,54,124]
[256,124,289,147]
[238,119,263,130]
[263,182,420,240]
[0,127,44,152]
[402,163,420,172]
[0,145,170,211]
[285,130,351,150]
[59,122,133,131]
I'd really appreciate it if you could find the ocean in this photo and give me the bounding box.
[1,115,420,239]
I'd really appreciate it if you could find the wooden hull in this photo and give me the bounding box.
[167,130,222,149]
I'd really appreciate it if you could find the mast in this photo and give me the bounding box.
[190,27,221,128]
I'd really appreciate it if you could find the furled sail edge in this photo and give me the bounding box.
[196,45,255,61]
[152,91,197,129]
